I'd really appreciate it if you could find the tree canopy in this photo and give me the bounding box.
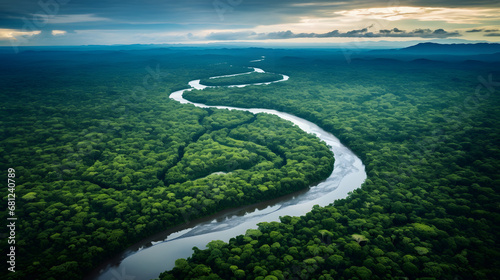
[165,52,500,279]
[0,49,333,280]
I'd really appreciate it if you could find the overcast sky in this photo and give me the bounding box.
[1,0,499,46]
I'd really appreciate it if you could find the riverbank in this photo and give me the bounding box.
[91,67,365,280]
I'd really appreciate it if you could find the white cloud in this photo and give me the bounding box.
[32,13,111,24]
[216,6,499,37]
[334,6,500,24]
[51,30,66,36]
[0,28,40,40]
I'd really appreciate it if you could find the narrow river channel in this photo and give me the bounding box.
[89,67,366,280]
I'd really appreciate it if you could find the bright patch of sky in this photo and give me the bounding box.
[0,0,498,46]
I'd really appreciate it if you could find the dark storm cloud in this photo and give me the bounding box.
[466,29,484,32]
[1,0,499,31]
[484,33,500,36]
[0,0,497,46]
[380,28,405,33]
[467,29,500,33]
[206,28,461,40]
[0,0,241,30]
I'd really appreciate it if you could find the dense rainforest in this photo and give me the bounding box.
[1,46,498,280]
[0,49,333,279]
[165,52,500,279]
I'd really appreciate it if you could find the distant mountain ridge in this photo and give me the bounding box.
[399,42,500,54]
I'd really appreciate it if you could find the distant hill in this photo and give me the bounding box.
[398,42,500,54]
[362,43,500,62]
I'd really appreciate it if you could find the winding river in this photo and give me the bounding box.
[90,67,366,280]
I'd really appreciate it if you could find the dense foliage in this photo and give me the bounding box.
[165,55,500,279]
[199,72,283,86]
[0,50,333,280]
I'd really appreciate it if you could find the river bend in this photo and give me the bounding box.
[91,67,366,280]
